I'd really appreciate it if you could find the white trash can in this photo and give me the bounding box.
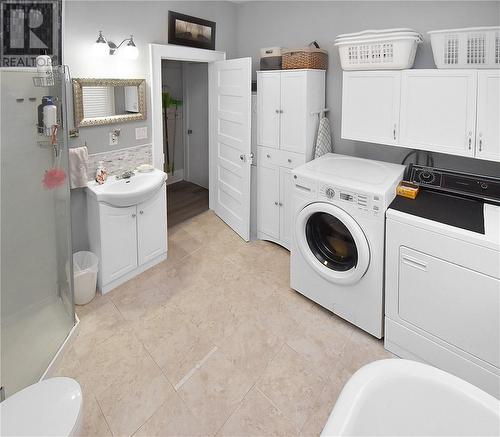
[73,251,99,305]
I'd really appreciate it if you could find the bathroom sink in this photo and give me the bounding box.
[86,169,167,207]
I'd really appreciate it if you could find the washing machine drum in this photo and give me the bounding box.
[296,202,370,284]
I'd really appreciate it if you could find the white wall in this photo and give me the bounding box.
[236,0,500,176]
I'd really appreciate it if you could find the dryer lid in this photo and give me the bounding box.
[293,153,405,196]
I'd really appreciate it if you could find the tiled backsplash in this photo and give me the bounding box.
[86,144,153,180]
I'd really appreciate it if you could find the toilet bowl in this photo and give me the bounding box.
[0,377,83,436]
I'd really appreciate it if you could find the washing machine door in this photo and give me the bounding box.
[295,202,370,285]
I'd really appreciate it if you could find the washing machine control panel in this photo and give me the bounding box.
[320,184,381,215]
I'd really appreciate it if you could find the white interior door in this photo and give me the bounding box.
[185,63,209,188]
[209,57,252,241]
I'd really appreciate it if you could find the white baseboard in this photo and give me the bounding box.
[41,313,80,380]
[166,168,184,186]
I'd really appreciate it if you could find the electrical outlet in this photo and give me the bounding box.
[135,126,147,140]
[109,132,119,146]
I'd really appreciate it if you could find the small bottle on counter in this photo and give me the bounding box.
[95,161,108,185]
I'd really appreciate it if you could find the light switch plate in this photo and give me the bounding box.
[135,126,148,140]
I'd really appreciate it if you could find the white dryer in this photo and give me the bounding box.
[290,153,405,338]
[385,164,500,398]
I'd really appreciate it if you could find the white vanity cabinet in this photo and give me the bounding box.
[399,70,477,157]
[87,183,167,294]
[256,70,325,250]
[341,71,401,146]
[341,69,500,163]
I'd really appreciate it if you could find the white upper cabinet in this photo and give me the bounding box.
[257,72,281,148]
[341,69,499,162]
[257,70,325,158]
[341,71,401,146]
[476,71,500,162]
[280,72,307,153]
[400,70,477,157]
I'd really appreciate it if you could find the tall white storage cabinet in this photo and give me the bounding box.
[257,70,325,250]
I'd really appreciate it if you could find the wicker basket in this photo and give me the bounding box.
[282,47,328,70]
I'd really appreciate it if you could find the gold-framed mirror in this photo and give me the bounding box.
[72,78,146,127]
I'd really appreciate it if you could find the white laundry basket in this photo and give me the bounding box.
[334,28,423,70]
[73,251,98,305]
[428,26,500,69]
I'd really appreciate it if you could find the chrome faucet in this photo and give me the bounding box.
[117,169,135,179]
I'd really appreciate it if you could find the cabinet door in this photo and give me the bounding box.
[257,163,280,239]
[280,71,307,153]
[257,72,281,148]
[400,70,477,157]
[279,167,293,249]
[137,188,167,266]
[341,71,401,146]
[100,204,137,284]
[476,71,500,162]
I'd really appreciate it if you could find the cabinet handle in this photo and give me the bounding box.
[279,202,283,206]
[287,158,292,163]
[274,201,279,206]
[468,131,472,150]
[139,210,144,215]
[267,154,271,158]
[393,124,396,141]
[275,109,280,114]
[132,213,136,218]
[479,134,483,152]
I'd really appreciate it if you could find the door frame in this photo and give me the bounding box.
[149,44,225,208]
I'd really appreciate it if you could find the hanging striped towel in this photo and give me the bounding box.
[314,115,333,159]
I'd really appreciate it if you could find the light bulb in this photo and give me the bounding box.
[92,31,109,58]
[120,36,139,60]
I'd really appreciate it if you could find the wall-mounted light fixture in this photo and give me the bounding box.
[92,31,139,60]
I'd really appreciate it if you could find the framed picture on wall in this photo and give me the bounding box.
[168,11,216,51]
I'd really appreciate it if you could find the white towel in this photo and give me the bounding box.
[314,116,333,159]
[69,146,89,189]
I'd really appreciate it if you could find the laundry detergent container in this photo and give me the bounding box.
[73,251,98,305]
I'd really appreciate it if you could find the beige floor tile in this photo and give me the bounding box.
[84,331,176,436]
[72,299,126,358]
[80,392,113,437]
[286,304,354,381]
[133,304,216,388]
[218,388,299,437]
[257,345,327,430]
[219,315,283,378]
[177,349,256,435]
[133,392,205,437]
[299,376,346,437]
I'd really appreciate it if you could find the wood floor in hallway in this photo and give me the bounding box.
[167,180,209,228]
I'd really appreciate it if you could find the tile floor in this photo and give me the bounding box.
[54,210,391,436]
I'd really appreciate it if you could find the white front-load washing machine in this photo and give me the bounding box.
[290,153,405,338]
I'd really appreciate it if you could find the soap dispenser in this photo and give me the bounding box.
[95,161,108,185]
